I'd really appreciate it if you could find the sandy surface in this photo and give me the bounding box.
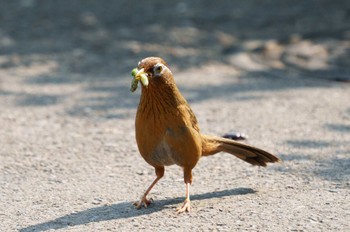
[1,1,350,231]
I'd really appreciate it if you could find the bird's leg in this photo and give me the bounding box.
[134,167,164,209]
[177,167,192,213]
[177,182,191,213]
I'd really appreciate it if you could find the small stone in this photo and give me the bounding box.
[223,132,247,141]
[328,189,338,193]
[92,197,103,205]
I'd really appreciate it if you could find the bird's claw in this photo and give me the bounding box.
[133,197,153,209]
[176,199,191,213]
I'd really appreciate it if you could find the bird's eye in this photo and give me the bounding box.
[154,65,163,73]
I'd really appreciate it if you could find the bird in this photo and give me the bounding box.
[131,57,280,213]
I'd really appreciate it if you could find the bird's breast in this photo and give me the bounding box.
[151,139,178,166]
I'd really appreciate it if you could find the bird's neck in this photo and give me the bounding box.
[139,80,186,115]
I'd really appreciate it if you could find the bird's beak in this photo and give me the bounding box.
[130,67,149,92]
[135,68,149,87]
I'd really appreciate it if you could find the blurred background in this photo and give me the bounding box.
[1,0,349,77]
[1,0,349,119]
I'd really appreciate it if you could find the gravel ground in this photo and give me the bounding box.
[1,1,350,231]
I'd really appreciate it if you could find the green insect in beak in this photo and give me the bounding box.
[130,68,149,92]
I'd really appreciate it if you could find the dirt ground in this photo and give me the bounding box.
[1,0,350,231]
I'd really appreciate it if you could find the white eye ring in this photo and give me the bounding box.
[153,63,164,75]
[155,65,162,73]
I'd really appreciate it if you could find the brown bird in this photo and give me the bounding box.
[131,57,280,213]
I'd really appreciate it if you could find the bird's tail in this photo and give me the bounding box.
[201,134,280,167]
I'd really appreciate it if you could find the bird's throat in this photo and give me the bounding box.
[139,82,186,117]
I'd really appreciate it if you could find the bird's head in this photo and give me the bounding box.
[130,57,173,92]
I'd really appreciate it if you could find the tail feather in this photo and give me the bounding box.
[201,134,280,167]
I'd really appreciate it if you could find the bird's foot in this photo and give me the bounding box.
[176,198,190,213]
[133,196,153,209]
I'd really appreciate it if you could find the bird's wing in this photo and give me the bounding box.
[183,102,200,132]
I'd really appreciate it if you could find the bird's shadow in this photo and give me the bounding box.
[20,188,255,232]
